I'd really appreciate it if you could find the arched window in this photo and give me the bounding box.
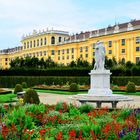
[41,38,43,46]
[51,36,55,44]
[37,39,39,46]
[27,42,29,48]
[44,37,47,45]
[59,37,62,43]
[30,41,32,48]
[122,58,125,63]
[34,40,36,47]
[24,42,26,49]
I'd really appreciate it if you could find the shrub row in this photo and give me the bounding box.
[0,76,90,88]
[0,76,140,88]
[1,66,140,76]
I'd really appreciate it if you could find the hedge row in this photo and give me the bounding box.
[0,76,90,88]
[0,67,140,76]
[0,76,140,88]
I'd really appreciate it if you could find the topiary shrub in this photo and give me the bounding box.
[24,88,40,104]
[14,84,23,94]
[79,103,94,113]
[126,81,136,93]
[69,83,79,92]
[22,82,28,88]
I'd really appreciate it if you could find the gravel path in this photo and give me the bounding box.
[38,92,140,108]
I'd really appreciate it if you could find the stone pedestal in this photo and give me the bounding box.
[88,69,112,95]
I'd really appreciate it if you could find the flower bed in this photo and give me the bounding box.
[0,103,140,139]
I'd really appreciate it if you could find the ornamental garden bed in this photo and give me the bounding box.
[0,103,140,139]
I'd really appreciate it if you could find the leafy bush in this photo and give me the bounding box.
[24,88,40,104]
[22,82,28,88]
[112,85,120,90]
[14,84,23,94]
[55,102,69,112]
[79,103,94,113]
[126,81,136,93]
[69,83,79,92]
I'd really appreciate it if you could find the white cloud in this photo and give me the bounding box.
[0,0,140,49]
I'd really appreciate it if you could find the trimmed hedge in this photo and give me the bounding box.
[0,76,90,88]
[0,76,140,88]
[0,66,140,76]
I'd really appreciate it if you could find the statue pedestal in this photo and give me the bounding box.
[88,69,112,95]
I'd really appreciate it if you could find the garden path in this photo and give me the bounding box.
[38,93,140,108]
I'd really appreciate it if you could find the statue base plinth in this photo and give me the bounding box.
[88,69,112,96]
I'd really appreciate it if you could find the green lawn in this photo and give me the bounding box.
[36,89,140,96]
[35,89,87,95]
[113,91,140,96]
[0,94,17,103]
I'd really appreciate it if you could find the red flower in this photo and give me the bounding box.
[69,129,76,138]
[56,131,63,140]
[39,129,46,137]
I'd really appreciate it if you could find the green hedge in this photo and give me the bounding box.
[0,76,90,88]
[0,76,140,88]
[111,76,140,86]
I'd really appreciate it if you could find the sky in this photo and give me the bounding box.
[0,0,140,49]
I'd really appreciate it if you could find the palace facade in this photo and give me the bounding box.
[0,20,140,69]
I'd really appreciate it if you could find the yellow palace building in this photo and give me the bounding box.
[0,20,140,69]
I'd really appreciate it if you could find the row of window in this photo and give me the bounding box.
[93,37,140,48]
[23,36,63,49]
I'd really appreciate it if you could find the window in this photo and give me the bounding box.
[58,56,60,60]
[34,40,36,47]
[36,52,39,56]
[27,42,29,48]
[67,49,69,54]
[62,56,65,60]
[109,41,112,47]
[5,58,8,61]
[93,43,96,49]
[122,58,125,63]
[85,46,88,52]
[136,47,140,52]
[58,50,60,55]
[37,39,39,46]
[62,49,64,54]
[85,54,88,58]
[72,55,74,59]
[40,51,42,56]
[41,38,43,46]
[51,36,55,44]
[122,49,125,53]
[108,50,112,54]
[24,43,26,49]
[80,54,83,58]
[30,41,32,48]
[80,47,83,52]
[72,48,74,53]
[44,51,46,56]
[67,56,69,59]
[59,37,62,42]
[51,50,55,55]
[44,37,47,45]
[136,57,140,64]
[122,39,125,45]
[136,37,140,44]
[93,52,95,56]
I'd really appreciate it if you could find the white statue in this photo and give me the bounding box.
[94,41,106,70]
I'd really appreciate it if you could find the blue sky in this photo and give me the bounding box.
[0,0,140,49]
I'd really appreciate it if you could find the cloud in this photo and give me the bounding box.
[0,0,140,49]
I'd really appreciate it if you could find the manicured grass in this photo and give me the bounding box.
[35,89,87,95]
[36,89,140,96]
[0,93,17,103]
[113,91,140,96]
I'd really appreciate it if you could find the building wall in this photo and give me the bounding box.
[0,29,140,69]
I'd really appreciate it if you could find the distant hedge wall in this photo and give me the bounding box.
[0,76,140,88]
[0,67,140,76]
